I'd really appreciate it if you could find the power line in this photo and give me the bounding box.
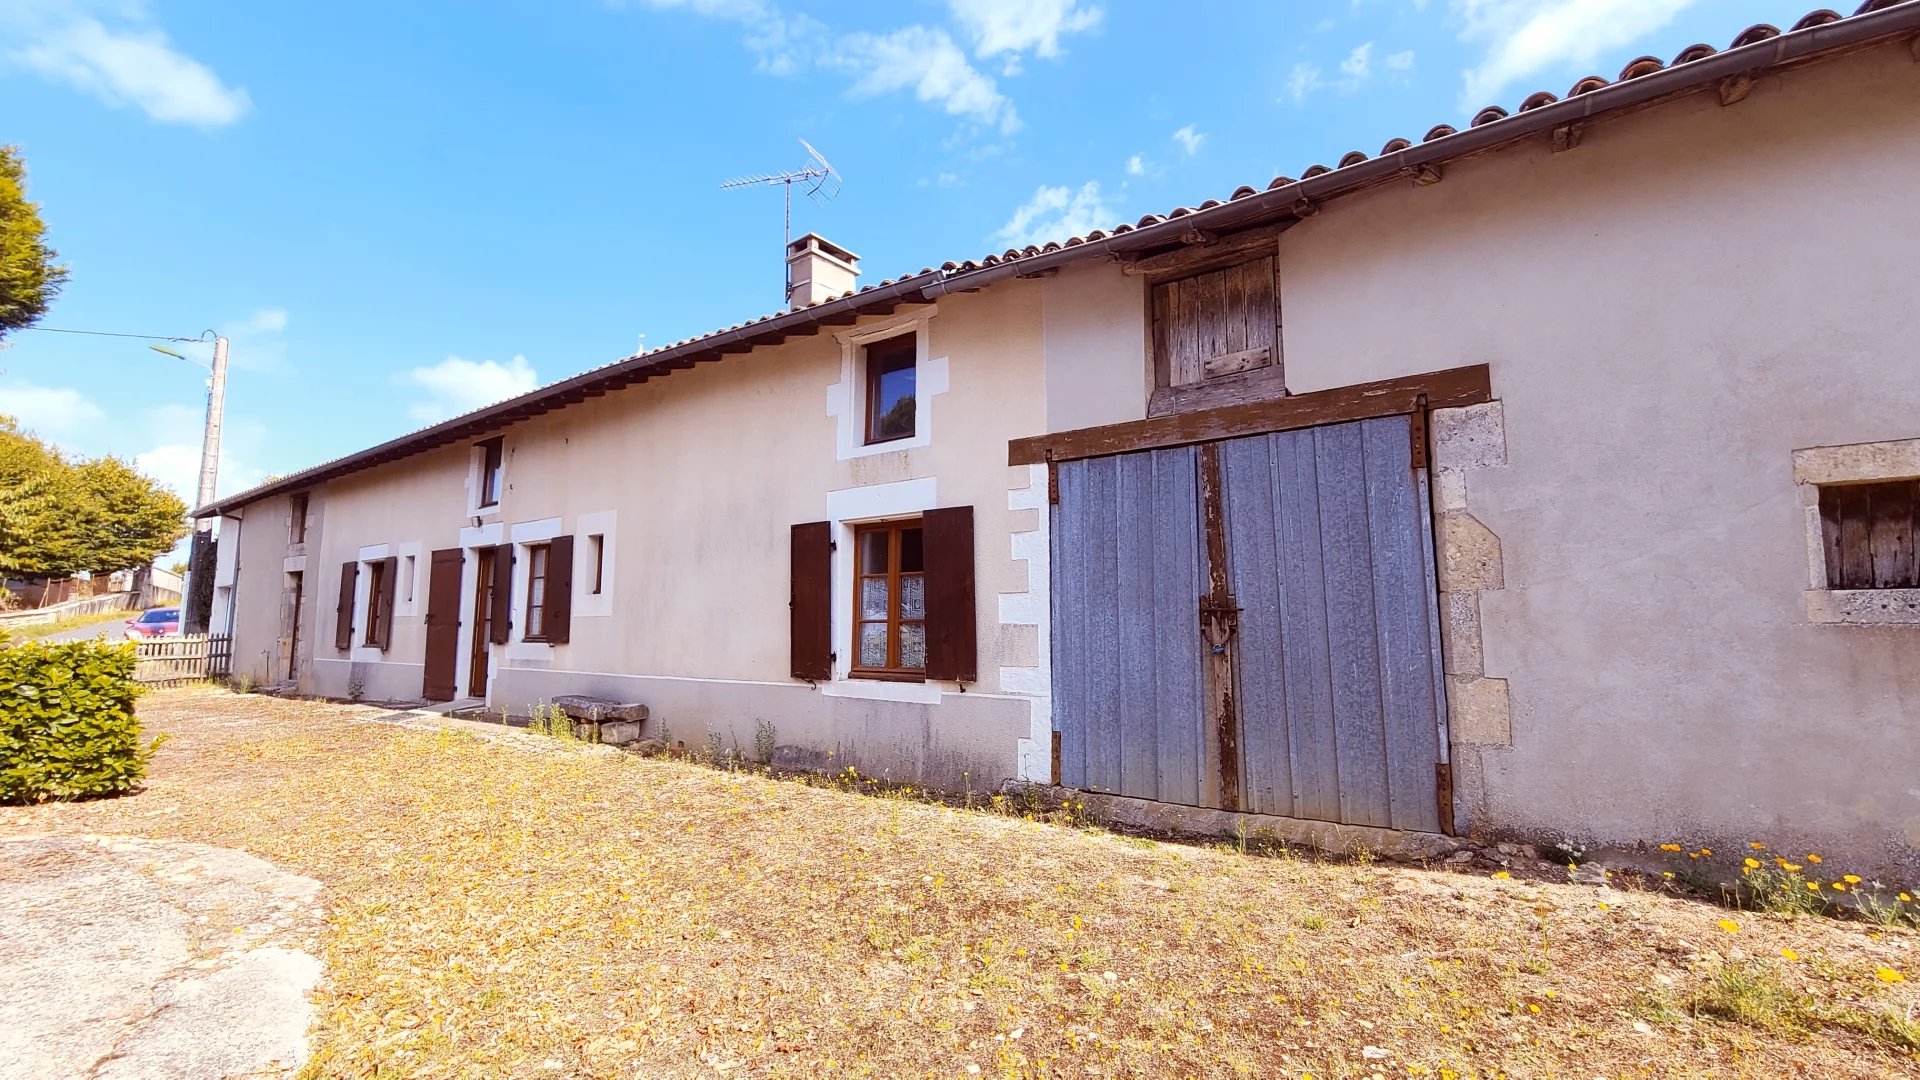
[21,322,210,340]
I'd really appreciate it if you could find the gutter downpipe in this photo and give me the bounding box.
[920,3,1920,299]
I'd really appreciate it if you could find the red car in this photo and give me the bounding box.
[125,606,181,638]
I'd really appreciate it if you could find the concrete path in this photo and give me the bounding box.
[0,835,324,1079]
[28,620,131,643]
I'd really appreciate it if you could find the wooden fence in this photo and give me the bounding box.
[133,635,233,687]
[0,591,139,631]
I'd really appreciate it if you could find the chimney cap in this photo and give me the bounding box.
[786,232,859,265]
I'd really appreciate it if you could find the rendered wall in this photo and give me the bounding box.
[1040,43,1920,873]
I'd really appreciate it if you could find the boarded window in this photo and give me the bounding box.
[1819,480,1920,589]
[1149,255,1283,415]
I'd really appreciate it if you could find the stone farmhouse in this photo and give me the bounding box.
[200,3,1920,875]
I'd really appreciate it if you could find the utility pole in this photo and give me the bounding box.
[180,335,228,634]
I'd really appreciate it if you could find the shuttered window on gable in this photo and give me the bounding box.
[1148,254,1285,417]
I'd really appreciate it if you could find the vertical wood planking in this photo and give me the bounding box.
[1083,456,1124,795]
[1272,427,1341,822]
[1868,481,1916,588]
[1221,434,1290,816]
[1223,263,1249,358]
[1051,462,1089,789]
[1313,422,1393,828]
[1837,485,1872,588]
[1116,452,1160,795]
[1360,416,1444,833]
[1151,446,1206,805]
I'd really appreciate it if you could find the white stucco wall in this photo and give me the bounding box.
[1038,42,1920,871]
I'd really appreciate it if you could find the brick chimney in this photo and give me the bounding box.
[785,233,859,309]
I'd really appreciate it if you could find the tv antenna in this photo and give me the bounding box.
[721,139,842,303]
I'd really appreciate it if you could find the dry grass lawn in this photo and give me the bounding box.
[3,689,1916,1078]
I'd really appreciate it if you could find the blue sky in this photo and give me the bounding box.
[1,0,1820,503]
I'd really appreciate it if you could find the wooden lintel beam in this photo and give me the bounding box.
[1008,364,1492,466]
[1120,222,1289,278]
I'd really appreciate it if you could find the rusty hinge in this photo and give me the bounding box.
[1051,730,1062,786]
[1047,459,1060,505]
[1435,762,1455,836]
[1409,394,1430,471]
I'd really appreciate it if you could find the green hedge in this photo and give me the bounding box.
[0,639,150,803]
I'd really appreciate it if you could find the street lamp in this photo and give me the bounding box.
[150,332,230,634]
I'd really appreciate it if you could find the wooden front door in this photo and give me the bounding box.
[469,547,496,698]
[422,548,464,702]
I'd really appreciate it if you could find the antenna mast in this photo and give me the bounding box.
[721,139,842,304]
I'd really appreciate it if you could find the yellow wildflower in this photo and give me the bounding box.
[1781,863,1802,872]
[1658,843,1681,852]
[1491,871,1511,880]
[1699,847,1713,856]
[1662,871,1675,880]
[1781,948,1799,961]
[1832,881,1848,893]
[1807,881,1821,891]
[1900,893,1913,903]
[1843,874,1862,885]
[1876,968,1905,984]
[1806,853,1822,863]
[1749,842,1765,851]
[1744,858,1761,869]
[1718,918,1741,933]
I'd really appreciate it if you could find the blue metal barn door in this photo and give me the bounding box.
[1051,413,1451,831]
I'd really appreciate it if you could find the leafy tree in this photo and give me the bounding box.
[0,417,91,577]
[0,417,187,578]
[0,146,68,341]
[75,456,188,573]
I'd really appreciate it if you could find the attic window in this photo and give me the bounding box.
[864,335,917,444]
[477,438,504,508]
[1147,250,1285,417]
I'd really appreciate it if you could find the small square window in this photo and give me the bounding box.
[1818,479,1920,590]
[864,335,917,444]
[588,534,605,595]
[289,493,309,545]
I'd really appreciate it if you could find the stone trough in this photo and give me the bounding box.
[552,695,650,746]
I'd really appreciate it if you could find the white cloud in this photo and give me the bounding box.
[1453,0,1698,110]
[624,1,1014,132]
[0,381,105,437]
[947,0,1102,59]
[1286,62,1325,104]
[1,4,251,127]
[994,181,1114,248]
[134,442,266,505]
[832,26,1019,134]
[1125,153,1145,176]
[1386,49,1416,71]
[1341,41,1374,78]
[1284,41,1382,104]
[401,355,540,423]
[1171,125,1204,157]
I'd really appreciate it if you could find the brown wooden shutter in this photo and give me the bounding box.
[790,521,832,680]
[373,556,399,649]
[545,535,574,644]
[922,505,977,682]
[489,547,513,644]
[333,561,357,651]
